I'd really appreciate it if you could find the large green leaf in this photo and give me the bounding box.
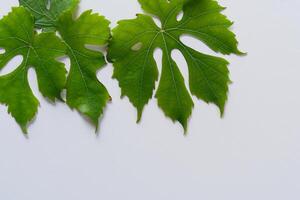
[19,0,79,31]
[0,7,66,133]
[20,0,112,129]
[56,11,111,128]
[108,0,243,132]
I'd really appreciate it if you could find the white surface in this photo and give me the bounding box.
[0,0,300,199]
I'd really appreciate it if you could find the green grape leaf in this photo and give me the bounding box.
[19,0,79,31]
[0,7,66,133]
[108,0,244,132]
[20,0,112,129]
[56,10,111,128]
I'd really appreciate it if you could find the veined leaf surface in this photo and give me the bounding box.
[20,0,112,129]
[0,7,66,133]
[19,0,79,31]
[108,0,243,132]
[57,11,111,128]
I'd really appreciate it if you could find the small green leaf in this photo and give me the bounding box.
[57,10,111,128]
[0,7,66,133]
[19,0,79,31]
[108,0,243,132]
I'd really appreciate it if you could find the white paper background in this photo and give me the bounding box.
[0,0,300,199]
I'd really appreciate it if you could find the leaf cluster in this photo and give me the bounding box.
[0,0,110,133]
[0,0,243,134]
